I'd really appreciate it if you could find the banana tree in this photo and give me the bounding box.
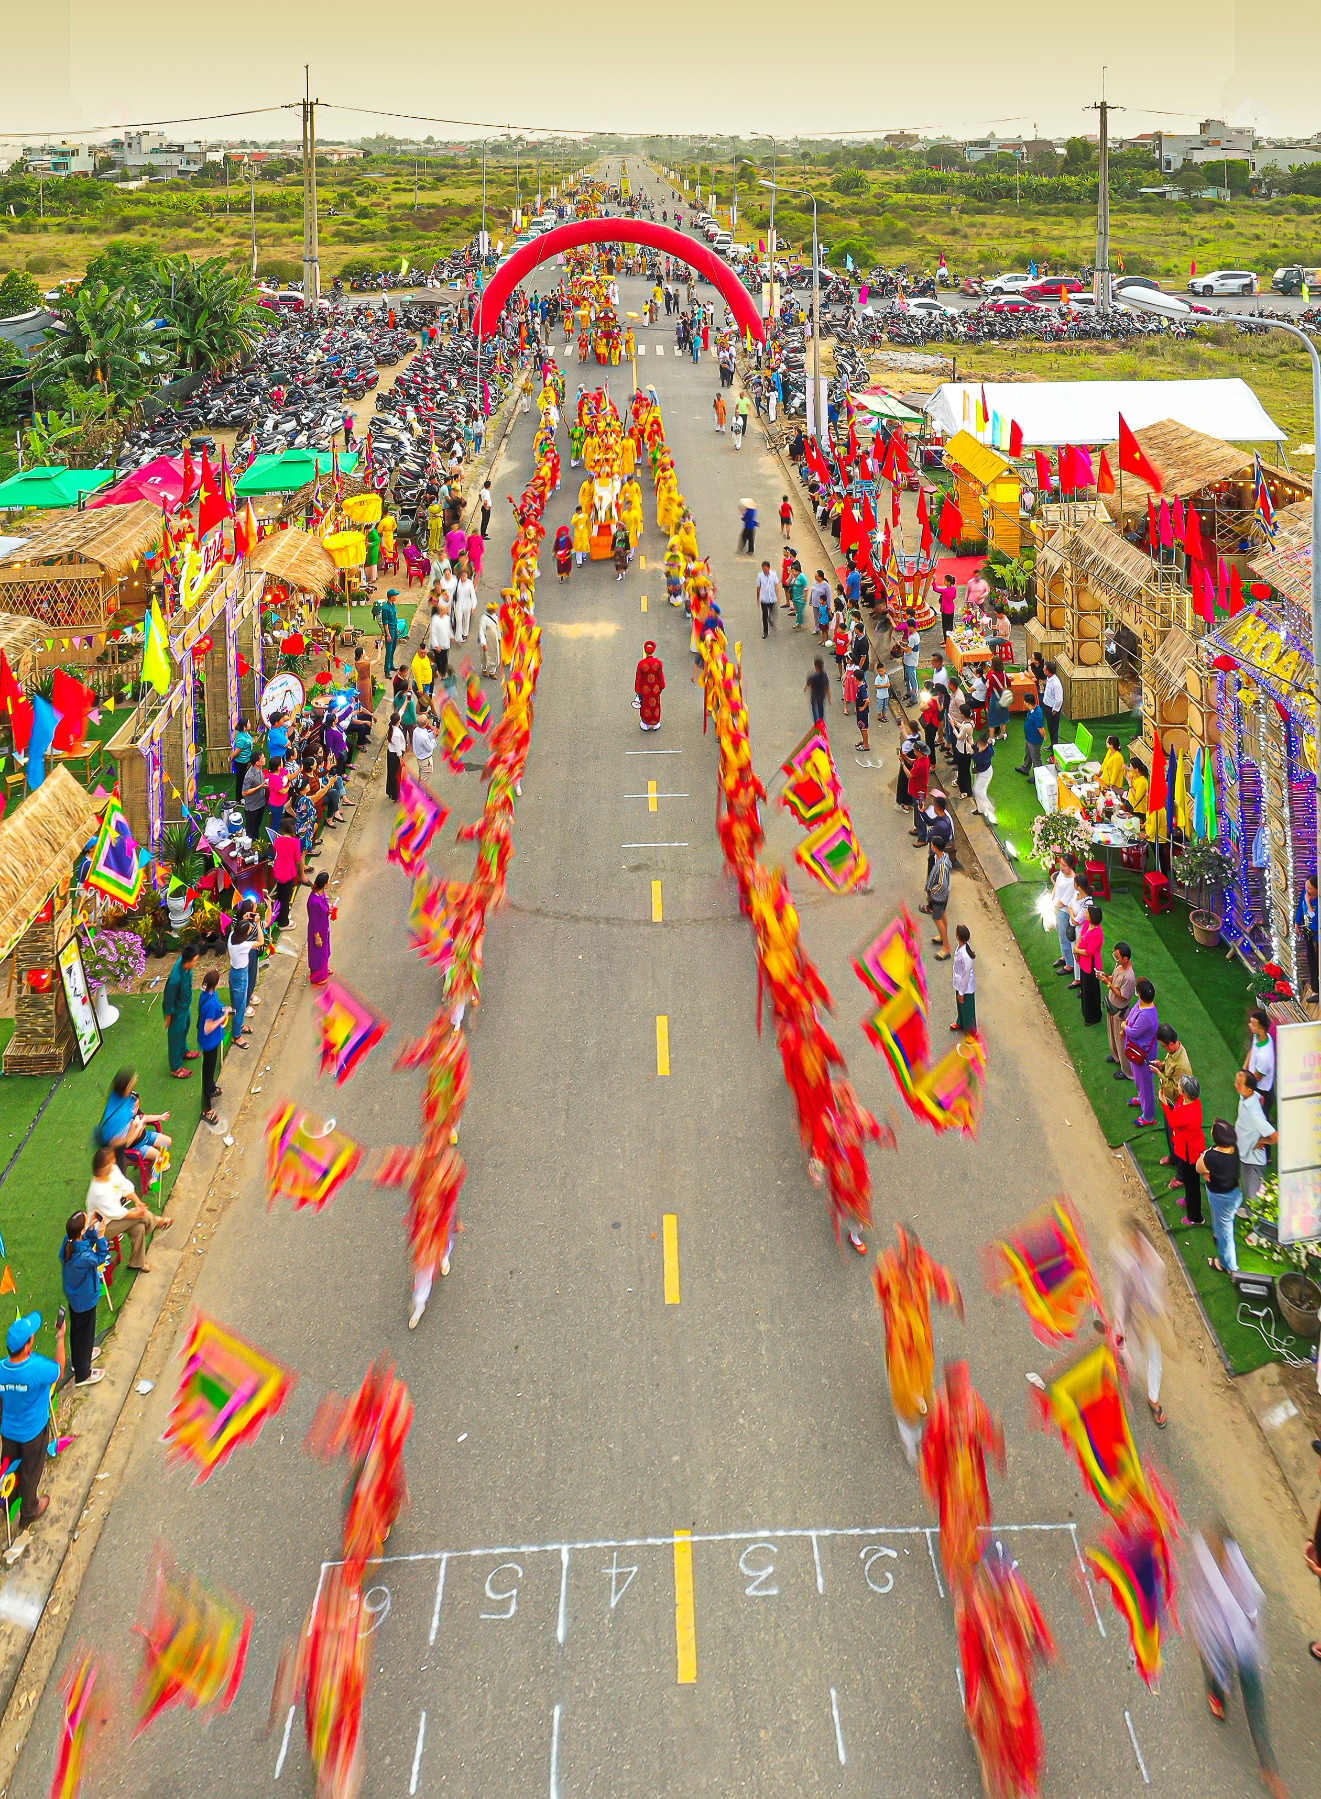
[155,255,272,372]
[34,282,176,399]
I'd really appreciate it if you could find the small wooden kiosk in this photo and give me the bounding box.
[0,502,159,649]
[942,429,1023,557]
[0,769,102,1074]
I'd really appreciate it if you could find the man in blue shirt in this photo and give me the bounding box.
[845,564,862,607]
[1015,688,1045,775]
[0,1312,66,1529]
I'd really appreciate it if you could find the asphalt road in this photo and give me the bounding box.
[9,162,1321,1799]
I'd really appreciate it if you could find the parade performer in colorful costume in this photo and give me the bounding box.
[873,1225,964,1465]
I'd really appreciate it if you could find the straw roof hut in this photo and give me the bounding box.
[0,767,100,964]
[1065,516,1161,606]
[248,527,339,598]
[0,611,56,682]
[1100,420,1309,546]
[0,500,160,631]
[1248,498,1312,611]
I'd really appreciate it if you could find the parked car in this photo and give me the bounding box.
[980,296,1046,316]
[984,272,1034,295]
[1187,269,1258,296]
[1021,276,1086,302]
[1113,275,1163,294]
[902,295,960,318]
[1271,265,1321,294]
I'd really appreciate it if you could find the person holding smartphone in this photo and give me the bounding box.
[0,1312,66,1528]
[59,1212,110,1386]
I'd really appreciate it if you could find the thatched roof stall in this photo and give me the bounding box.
[0,500,160,633]
[248,528,340,598]
[0,767,105,1075]
[1248,499,1313,619]
[0,611,56,683]
[1100,419,1310,554]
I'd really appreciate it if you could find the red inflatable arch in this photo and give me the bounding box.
[473,218,765,343]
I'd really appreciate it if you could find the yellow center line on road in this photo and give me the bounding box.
[673,1529,698,1683]
[656,1014,670,1077]
[651,879,663,923]
[641,593,648,612]
[648,780,658,812]
[663,1213,681,1304]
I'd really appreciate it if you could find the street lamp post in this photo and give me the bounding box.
[761,179,822,441]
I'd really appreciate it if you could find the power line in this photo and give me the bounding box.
[0,104,298,142]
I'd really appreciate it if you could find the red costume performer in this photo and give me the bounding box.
[634,640,665,731]
[919,1359,1005,1589]
[956,1550,1055,1799]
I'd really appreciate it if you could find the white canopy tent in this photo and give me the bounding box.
[922,379,1284,447]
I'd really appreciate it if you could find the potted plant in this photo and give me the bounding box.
[78,925,146,1028]
[1173,839,1237,946]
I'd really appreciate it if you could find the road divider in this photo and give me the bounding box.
[663,1213,681,1304]
[656,1014,671,1077]
[673,1529,697,1683]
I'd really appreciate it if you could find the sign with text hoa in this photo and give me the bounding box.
[1275,1021,1321,1245]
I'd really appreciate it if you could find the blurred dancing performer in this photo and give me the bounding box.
[920,1359,1005,1589]
[1112,1217,1169,1429]
[1187,1522,1289,1799]
[295,1568,368,1799]
[957,1546,1056,1799]
[873,1225,964,1467]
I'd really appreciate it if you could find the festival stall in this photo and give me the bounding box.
[1203,501,1316,975]
[941,430,1023,558]
[0,502,158,655]
[1098,420,1309,554]
[923,378,1286,448]
[0,767,102,1074]
[235,450,360,519]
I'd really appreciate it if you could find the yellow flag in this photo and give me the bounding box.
[142,599,172,696]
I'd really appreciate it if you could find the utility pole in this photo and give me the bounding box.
[768,138,778,319]
[249,160,258,279]
[1087,69,1122,317]
[299,68,321,307]
[414,156,419,210]
[480,142,488,259]
[224,152,230,214]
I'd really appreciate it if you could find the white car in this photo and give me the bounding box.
[902,295,960,318]
[1187,268,1258,297]
[985,272,1033,295]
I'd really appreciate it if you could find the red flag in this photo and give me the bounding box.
[938,493,964,546]
[880,520,893,566]
[1193,562,1215,626]
[1148,729,1167,816]
[1033,449,1053,492]
[840,500,861,552]
[1058,446,1076,492]
[181,443,197,503]
[858,451,872,480]
[1158,499,1173,548]
[1008,419,1024,458]
[1217,557,1230,613]
[891,431,910,479]
[0,649,20,714]
[1146,497,1158,547]
[916,486,930,530]
[860,492,877,534]
[891,485,901,527]
[1097,449,1116,495]
[920,511,933,557]
[979,384,990,432]
[1072,445,1095,488]
[1229,564,1246,616]
[879,432,899,485]
[1172,495,1186,540]
[847,418,860,463]
[1183,504,1205,564]
[198,449,231,538]
[1117,415,1164,493]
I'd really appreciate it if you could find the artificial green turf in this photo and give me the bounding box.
[974,711,1144,874]
[0,994,199,1366]
[999,883,1282,1374]
[315,601,417,639]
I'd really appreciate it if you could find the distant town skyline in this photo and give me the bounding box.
[4,2,1318,145]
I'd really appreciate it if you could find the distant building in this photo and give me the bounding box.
[1155,119,1254,173]
[20,141,96,176]
[964,136,1025,164]
[104,132,209,179]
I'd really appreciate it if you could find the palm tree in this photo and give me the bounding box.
[34,282,176,399]
[155,255,272,372]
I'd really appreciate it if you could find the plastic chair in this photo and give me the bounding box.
[1143,870,1171,915]
[1085,858,1111,901]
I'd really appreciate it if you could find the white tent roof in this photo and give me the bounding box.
[923,379,1284,446]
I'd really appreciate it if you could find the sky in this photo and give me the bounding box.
[5,2,1319,144]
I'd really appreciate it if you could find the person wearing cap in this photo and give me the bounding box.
[0,1311,66,1529]
[379,589,403,675]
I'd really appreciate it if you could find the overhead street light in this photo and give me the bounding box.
[762,179,824,441]
[1124,288,1321,789]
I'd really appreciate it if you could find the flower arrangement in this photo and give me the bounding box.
[1244,1173,1321,1274]
[1251,961,1295,1002]
[1029,808,1093,866]
[78,925,146,996]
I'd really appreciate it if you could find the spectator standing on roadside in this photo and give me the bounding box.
[0,1312,66,1530]
[951,923,976,1029]
[1042,662,1064,745]
[757,561,779,638]
[1235,1069,1277,1211]
[163,943,199,1081]
[59,1211,109,1388]
[1102,941,1137,1078]
[805,658,831,728]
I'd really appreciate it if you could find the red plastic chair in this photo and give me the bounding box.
[1143,870,1171,915]
[1085,858,1111,901]
[402,545,429,588]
